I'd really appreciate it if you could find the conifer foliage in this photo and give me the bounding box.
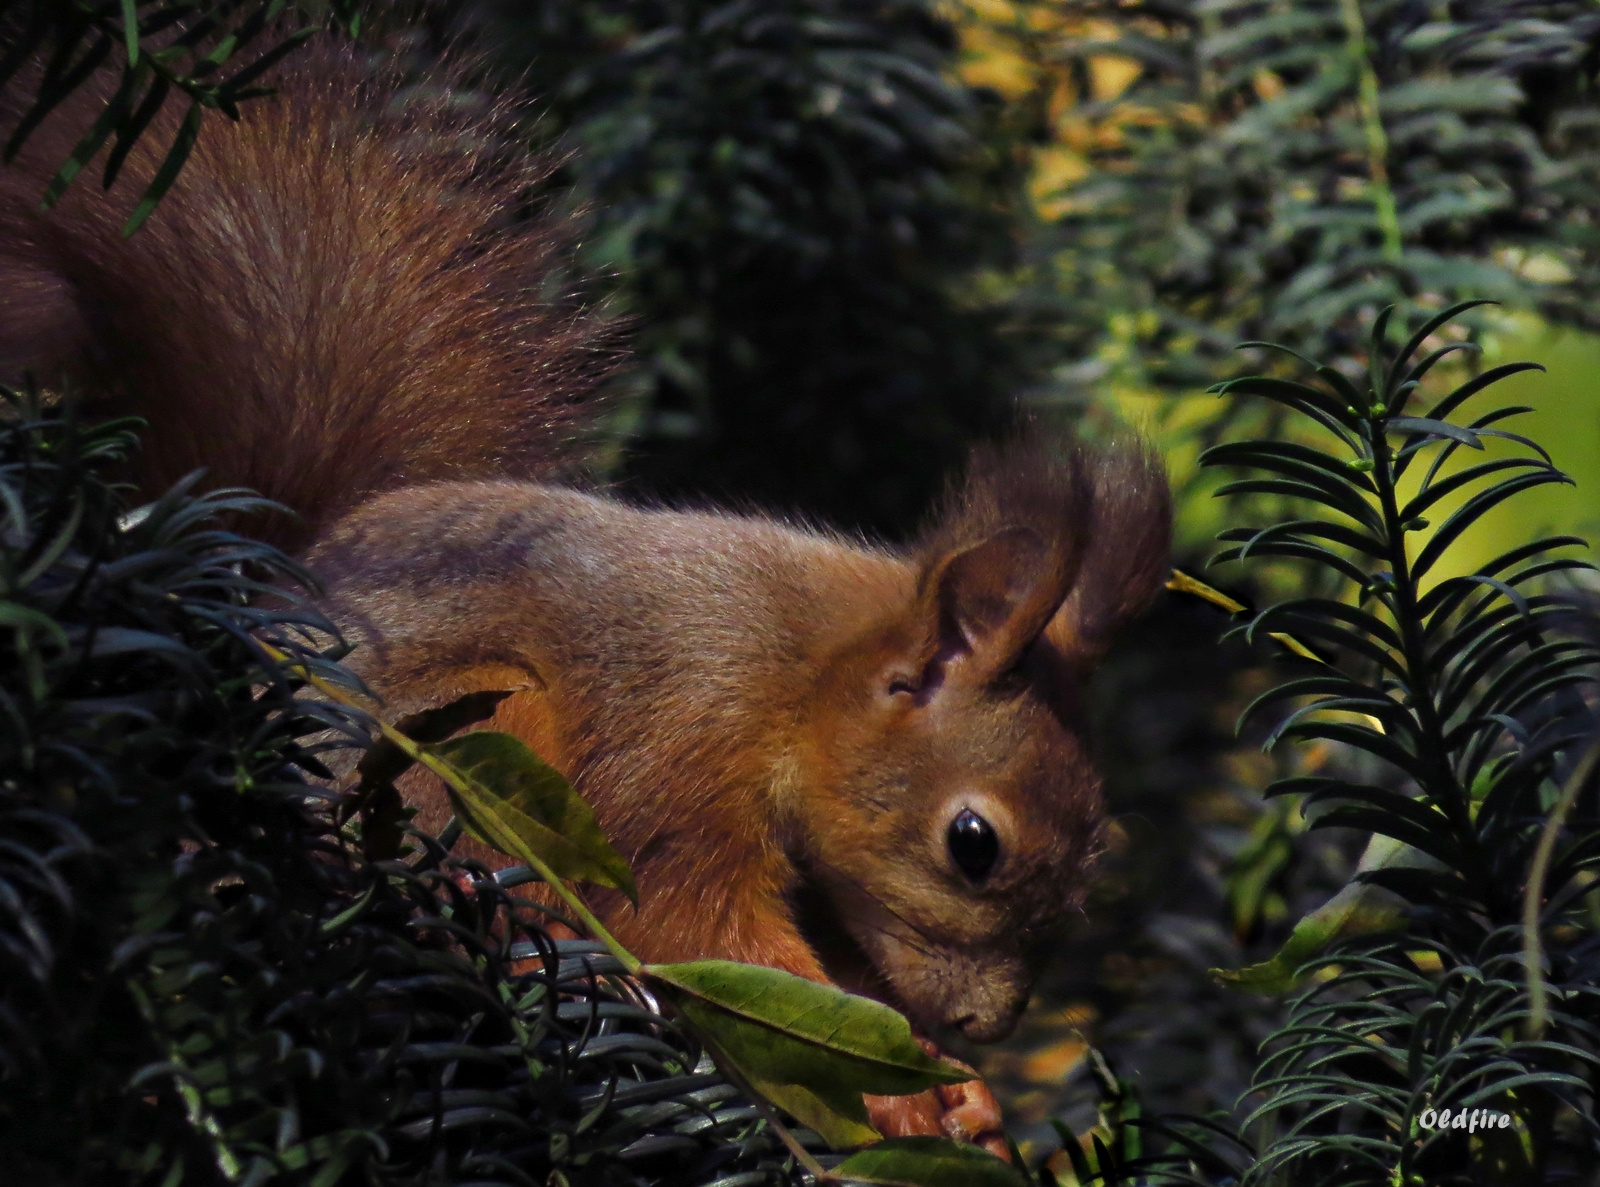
[1058,307,1600,1184]
[1016,0,1600,390]
[464,0,1029,534]
[1212,305,1600,1183]
[0,396,809,1185]
[0,2,364,233]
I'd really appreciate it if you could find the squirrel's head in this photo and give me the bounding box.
[790,439,1170,1043]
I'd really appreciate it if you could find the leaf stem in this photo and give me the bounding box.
[1338,0,1402,263]
[410,743,642,973]
[1366,420,1480,863]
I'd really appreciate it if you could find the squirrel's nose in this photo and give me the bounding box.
[955,1005,1024,1043]
[947,984,1030,1042]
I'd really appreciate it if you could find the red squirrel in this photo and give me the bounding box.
[0,48,1172,1152]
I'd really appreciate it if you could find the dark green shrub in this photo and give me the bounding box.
[1001,0,1600,396]
[0,394,807,1186]
[1042,307,1600,1185]
[450,0,1033,536]
[1212,308,1600,1184]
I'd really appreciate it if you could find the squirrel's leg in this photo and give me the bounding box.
[864,1091,944,1141]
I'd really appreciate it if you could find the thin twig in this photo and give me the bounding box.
[1522,735,1600,1037]
[693,1028,836,1183]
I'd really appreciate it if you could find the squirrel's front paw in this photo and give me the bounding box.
[934,1074,1008,1160]
[865,1089,944,1139]
[864,1044,1010,1162]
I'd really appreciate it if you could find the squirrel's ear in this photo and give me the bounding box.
[911,434,1171,688]
[911,440,1091,687]
[924,526,1075,683]
[1044,443,1172,667]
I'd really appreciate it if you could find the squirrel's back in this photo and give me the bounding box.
[0,48,610,550]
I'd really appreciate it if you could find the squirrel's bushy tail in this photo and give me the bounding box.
[0,47,611,550]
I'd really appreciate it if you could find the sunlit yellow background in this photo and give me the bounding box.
[951,0,1600,577]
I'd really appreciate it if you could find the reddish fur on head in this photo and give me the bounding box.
[784,438,1172,1041]
[0,46,612,552]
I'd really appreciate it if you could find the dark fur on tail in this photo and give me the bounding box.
[0,47,613,550]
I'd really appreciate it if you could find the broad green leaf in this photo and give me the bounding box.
[645,960,968,1088]
[352,686,511,859]
[358,689,514,790]
[432,731,636,904]
[681,1001,879,1147]
[644,959,969,1148]
[1212,835,1416,993]
[831,1137,1028,1186]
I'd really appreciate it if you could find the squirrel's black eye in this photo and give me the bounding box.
[947,809,999,882]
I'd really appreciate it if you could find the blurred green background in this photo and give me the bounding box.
[1451,319,1600,565]
[1129,315,1600,564]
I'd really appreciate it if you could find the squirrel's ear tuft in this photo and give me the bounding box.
[914,435,1171,682]
[913,440,1091,683]
[1045,440,1172,666]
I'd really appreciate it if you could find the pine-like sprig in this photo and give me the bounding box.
[994,0,1600,394]
[1207,303,1600,1185]
[0,392,808,1186]
[1033,304,1599,1186]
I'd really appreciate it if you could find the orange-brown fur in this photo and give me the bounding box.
[0,46,1172,1151]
